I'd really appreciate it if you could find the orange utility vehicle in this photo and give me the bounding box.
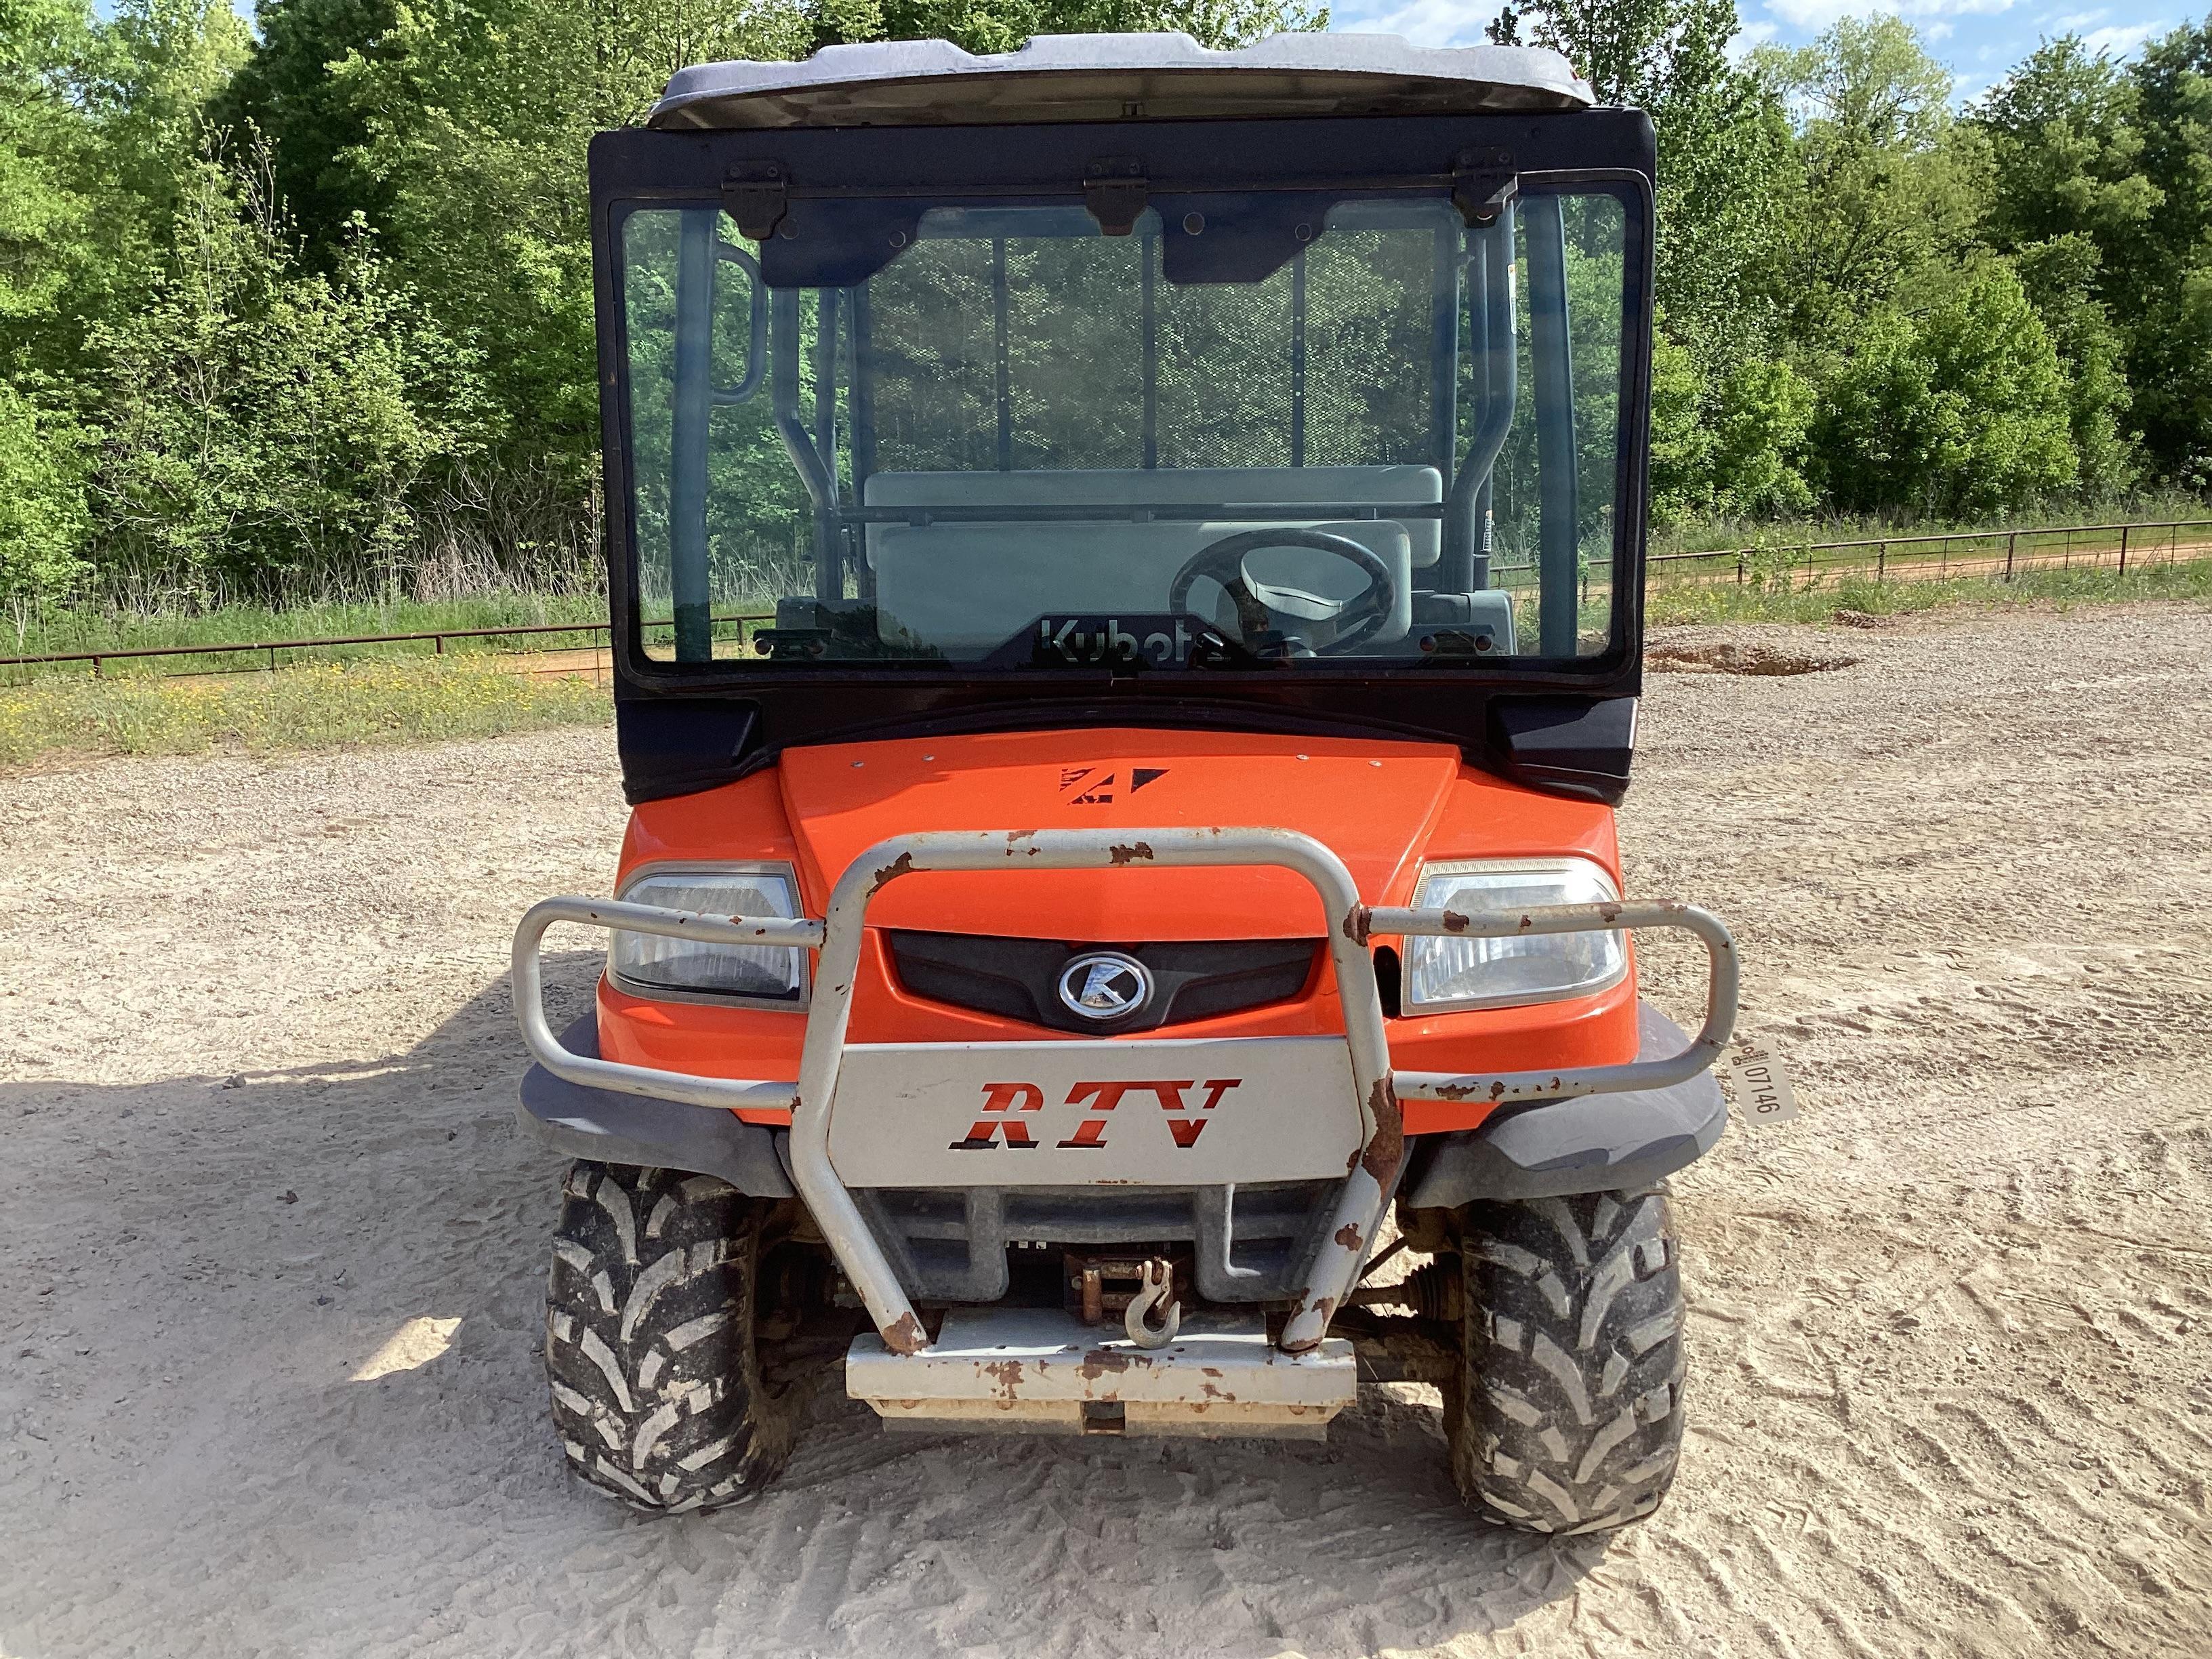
[514,33,1738,1534]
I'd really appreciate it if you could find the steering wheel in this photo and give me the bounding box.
[1167,529,1396,659]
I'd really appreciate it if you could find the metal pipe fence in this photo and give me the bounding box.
[4,514,2208,683]
[1649,516,2212,590]
[0,613,773,683]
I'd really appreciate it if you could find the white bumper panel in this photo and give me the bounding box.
[827,1036,1362,1187]
[846,1307,1356,1438]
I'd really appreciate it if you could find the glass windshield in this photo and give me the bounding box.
[619,189,1630,668]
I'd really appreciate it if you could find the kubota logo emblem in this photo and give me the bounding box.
[950,1078,1243,1151]
[1057,951,1150,1021]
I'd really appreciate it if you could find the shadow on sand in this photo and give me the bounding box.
[2,954,1603,1658]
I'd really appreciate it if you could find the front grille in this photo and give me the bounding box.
[886,931,1319,1034]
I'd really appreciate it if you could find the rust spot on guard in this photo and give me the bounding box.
[1107,841,1155,865]
[1360,1075,1406,1182]
[868,852,917,897]
[1342,905,1372,945]
[1078,1349,1137,1380]
[1280,1297,1336,1353]
[1334,1223,1364,1252]
[983,1359,1025,1396]
[881,1312,927,1355]
[1440,910,1470,933]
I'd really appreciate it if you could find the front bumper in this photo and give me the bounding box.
[847,1308,1355,1439]
[513,827,1736,1425]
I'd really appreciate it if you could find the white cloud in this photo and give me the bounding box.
[2081,20,2163,54]
[1926,18,1956,35]
[1729,18,1782,57]
[2051,8,2110,26]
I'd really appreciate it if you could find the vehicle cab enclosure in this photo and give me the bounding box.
[517,35,1733,1481]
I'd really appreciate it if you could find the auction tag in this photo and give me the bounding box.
[1727,1038,1800,1124]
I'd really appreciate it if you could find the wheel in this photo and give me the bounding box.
[1448,1186,1687,1534]
[543,1161,791,1513]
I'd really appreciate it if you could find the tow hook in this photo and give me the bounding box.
[1124,1258,1181,1349]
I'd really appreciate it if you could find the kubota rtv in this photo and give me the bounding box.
[514,31,1738,1534]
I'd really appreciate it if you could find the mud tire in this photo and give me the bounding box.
[1449,1186,1687,1534]
[543,1161,790,1513]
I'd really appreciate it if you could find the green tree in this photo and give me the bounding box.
[1490,0,1786,350]
[0,0,98,343]
[2120,18,2212,479]
[1649,325,1811,519]
[87,132,483,599]
[2010,233,2135,497]
[0,380,89,613]
[213,0,396,268]
[1809,263,2076,516]
[869,0,1322,52]
[1974,37,2160,257]
[1753,16,1989,342]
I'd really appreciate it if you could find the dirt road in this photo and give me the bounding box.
[3,604,2208,1658]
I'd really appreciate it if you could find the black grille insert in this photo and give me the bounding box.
[886,931,1319,1033]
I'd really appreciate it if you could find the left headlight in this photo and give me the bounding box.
[609,865,807,1005]
[1402,857,1627,1012]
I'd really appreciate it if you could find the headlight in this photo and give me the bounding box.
[610,865,807,1004]
[1403,858,1626,1011]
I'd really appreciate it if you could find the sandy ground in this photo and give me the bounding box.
[3,602,2209,1659]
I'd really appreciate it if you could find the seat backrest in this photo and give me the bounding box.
[862,465,1439,655]
[863,465,1441,566]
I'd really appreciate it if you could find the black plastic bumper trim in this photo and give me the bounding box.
[1403,1000,1726,1206]
[514,1015,795,1197]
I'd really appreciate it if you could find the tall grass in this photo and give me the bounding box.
[0,657,609,768]
[1,591,613,668]
[1645,489,2212,560]
[1647,554,2212,626]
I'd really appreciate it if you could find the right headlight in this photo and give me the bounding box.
[1403,857,1627,1012]
[609,864,807,1005]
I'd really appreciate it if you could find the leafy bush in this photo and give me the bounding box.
[84,135,485,602]
[0,655,607,764]
[1809,265,2076,517]
[0,383,89,618]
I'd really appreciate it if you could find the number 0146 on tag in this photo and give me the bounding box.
[1727,1040,1800,1123]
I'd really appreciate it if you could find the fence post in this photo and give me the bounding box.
[1877,540,1886,581]
[2119,523,2129,577]
[268,647,278,674]
[1736,550,1746,586]
[435,634,446,655]
[91,654,102,679]
[2005,531,2016,581]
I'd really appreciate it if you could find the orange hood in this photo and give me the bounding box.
[777,729,1460,941]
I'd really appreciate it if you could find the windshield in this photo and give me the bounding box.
[618,188,1631,670]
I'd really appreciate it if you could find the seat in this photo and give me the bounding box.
[864,465,1441,655]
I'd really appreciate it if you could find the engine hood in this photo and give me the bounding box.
[778,729,1460,940]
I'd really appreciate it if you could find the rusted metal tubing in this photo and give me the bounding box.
[783,827,1403,1361]
[1372,899,1740,1104]
[511,896,819,1113]
[512,844,1734,1370]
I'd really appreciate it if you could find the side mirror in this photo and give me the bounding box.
[711,239,766,405]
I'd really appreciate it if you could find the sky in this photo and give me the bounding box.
[1324,0,2196,103]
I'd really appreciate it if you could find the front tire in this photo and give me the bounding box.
[544,1162,790,1513]
[1449,1187,1687,1534]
